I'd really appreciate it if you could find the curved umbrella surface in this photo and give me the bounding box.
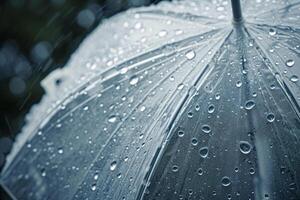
[1,0,300,199]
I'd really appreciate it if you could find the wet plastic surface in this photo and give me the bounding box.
[1,0,300,199]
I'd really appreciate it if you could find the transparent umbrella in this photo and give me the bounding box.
[1,0,300,199]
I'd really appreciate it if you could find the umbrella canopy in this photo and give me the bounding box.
[1,0,300,199]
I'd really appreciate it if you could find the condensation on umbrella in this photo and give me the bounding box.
[1,0,300,199]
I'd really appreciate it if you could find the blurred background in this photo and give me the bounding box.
[0,0,167,174]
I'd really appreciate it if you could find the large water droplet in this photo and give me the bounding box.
[221,176,231,187]
[236,80,242,88]
[239,141,252,154]
[290,75,298,83]
[266,113,275,122]
[187,112,193,118]
[201,125,211,134]
[185,50,196,60]
[245,100,256,110]
[158,30,168,37]
[199,147,209,158]
[286,59,295,67]
[91,184,97,191]
[178,130,185,137]
[177,83,184,90]
[41,169,46,177]
[108,115,117,123]
[134,22,142,29]
[208,104,215,113]
[58,147,64,154]
[175,29,183,35]
[129,75,139,85]
[191,138,198,146]
[83,106,89,111]
[110,161,117,171]
[172,165,179,172]
[94,173,99,180]
[197,168,203,175]
[269,28,276,36]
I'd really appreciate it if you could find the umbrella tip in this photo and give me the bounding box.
[231,0,243,24]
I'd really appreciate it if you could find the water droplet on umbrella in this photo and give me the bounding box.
[58,148,64,154]
[110,161,117,171]
[266,113,275,122]
[208,104,215,113]
[140,106,146,112]
[221,176,231,187]
[236,80,242,88]
[120,67,128,74]
[290,75,298,83]
[201,125,211,133]
[134,22,142,29]
[197,168,203,175]
[108,115,117,123]
[249,167,255,175]
[91,184,97,191]
[245,100,256,110]
[239,141,252,154]
[94,173,99,180]
[117,173,122,178]
[289,182,296,190]
[185,50,196,60]
[41,169,46,177]
[199,147,209,158]
[270,84,276,90]
[129,75,139,85]
[158,30,167,37]
[286,59,295,67]
[217,6,224,11]
[175,29,183,35]
[269,28,276,36]
[178,130,185,137]
[139,133,144,139]
[83,106,89,111]
[177,83,184,90]
[172,165,179,172]
[191,138,198,146]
